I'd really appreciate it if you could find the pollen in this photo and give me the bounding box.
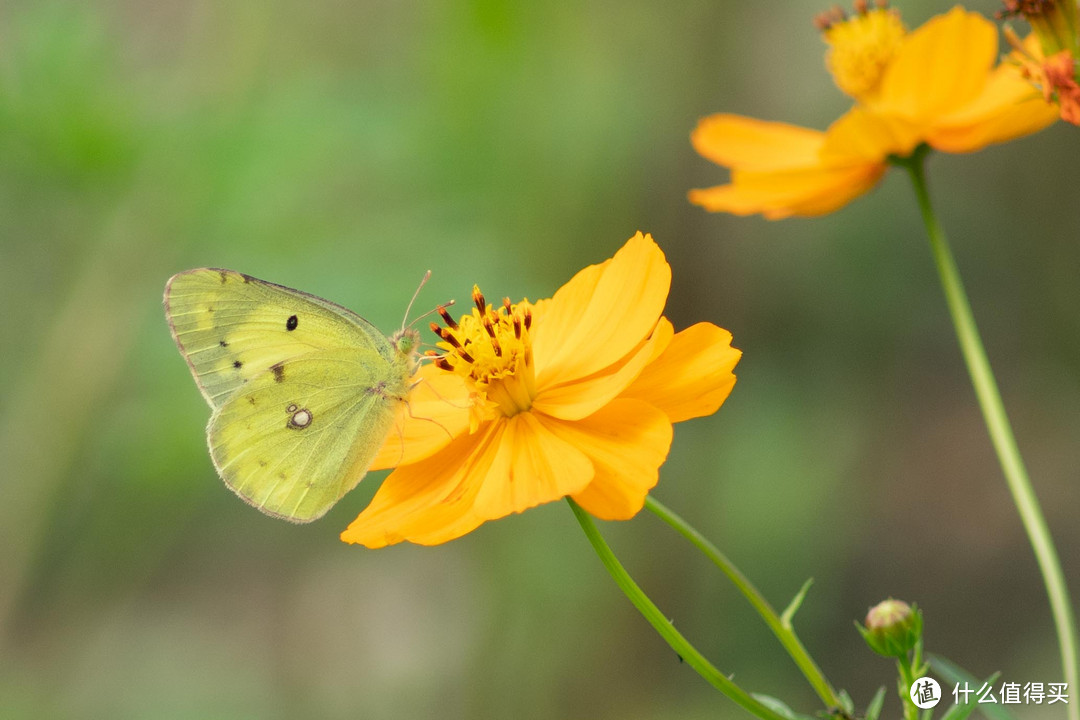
[819,2,906,101]
[431,285,536,418]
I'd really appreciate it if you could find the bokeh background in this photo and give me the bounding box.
[1,0,1078,717]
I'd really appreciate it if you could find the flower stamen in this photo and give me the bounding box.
[818,1,906,101]
[437,304,458,330]
[432,285,538,418]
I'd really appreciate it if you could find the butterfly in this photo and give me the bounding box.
[164,268,422,523]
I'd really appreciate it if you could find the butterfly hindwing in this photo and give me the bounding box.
[207,348,407,523]
[164,268,395,409]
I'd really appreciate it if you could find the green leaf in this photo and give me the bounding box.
[837,689,855,715]
[749,693,816,720]
[928,656,1018,720]
[936,675,1002,720]
[781,578,814,627]
[939,697,980,720]
[863,686,886,720]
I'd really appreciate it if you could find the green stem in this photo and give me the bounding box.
[900,147,1078,720]
[568,498,788,720]
[644,495,841,709]
[897,657,918,720]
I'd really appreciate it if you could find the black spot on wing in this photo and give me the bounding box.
[233,360,243,369]
[219,340,229,348]
[219,270,228,284]
[286,314,298,331]
[271,363,285,383]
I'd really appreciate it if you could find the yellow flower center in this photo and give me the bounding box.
[818,2,906,100]
[431,286,536,419]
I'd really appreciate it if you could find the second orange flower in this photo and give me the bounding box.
[690,4,1060,219]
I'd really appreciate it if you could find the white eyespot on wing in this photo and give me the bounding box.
[289,408,313,429]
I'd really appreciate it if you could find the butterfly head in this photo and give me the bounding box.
[392,327,422,367]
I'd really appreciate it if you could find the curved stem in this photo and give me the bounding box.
[900,148,1078,720]
[567,498,788,720]
[645,495,841,709]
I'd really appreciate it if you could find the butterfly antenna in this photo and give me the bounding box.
[408,299,456,330]
[401,270,432,332]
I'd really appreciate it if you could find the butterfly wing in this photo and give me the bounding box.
[164,268,396,409]
[208,348,408,523]
[165,268,417,522]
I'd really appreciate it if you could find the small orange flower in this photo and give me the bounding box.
[1042,50,1080,123]
[340,233,741,548]
[1006,10,1080,126]
[690,5,1060,219]
[999,0,1079,59]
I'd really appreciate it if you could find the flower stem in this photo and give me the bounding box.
[896,655,918,720]
[900,147,1078,720]
[645,495,841,709]
[568,498,789,720]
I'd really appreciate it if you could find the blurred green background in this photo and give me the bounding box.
[1,0,1078,717]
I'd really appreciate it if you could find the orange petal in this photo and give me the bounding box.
[821,106,921,162]
[875,7,998,122]
[472,410,594,521]
[368,364,472,471]
[340,423,499,548]
[532,316,673,421]
[533,232,671,389]
[926,58,1059,152]
[621,321,740,423]
[691,114,824,171]
[544,399,673,520]
[689,160,886,219]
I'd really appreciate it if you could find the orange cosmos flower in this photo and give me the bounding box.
[1000,0,1080,125]
[1041,49,1080,123]
[340,232,741,548]
[690,4,1060,219]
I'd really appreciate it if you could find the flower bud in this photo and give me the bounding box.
[857,599,923,658]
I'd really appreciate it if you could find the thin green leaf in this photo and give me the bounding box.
[781,578,814,628]
[928,657,1018,720]
[837,689,855,715]
[939,697,980,720]
[750,693,816,720]
[863,686,886,720]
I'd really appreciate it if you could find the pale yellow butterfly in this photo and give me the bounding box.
[164,269,423,523]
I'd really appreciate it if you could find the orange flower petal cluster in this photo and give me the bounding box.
[999,0,1080,124]
[1036,50,1080,124]
[341,233,741,548]
[690,6,1060,219]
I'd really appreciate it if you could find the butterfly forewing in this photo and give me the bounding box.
[165,268,396,409]
[208,348,407,523]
